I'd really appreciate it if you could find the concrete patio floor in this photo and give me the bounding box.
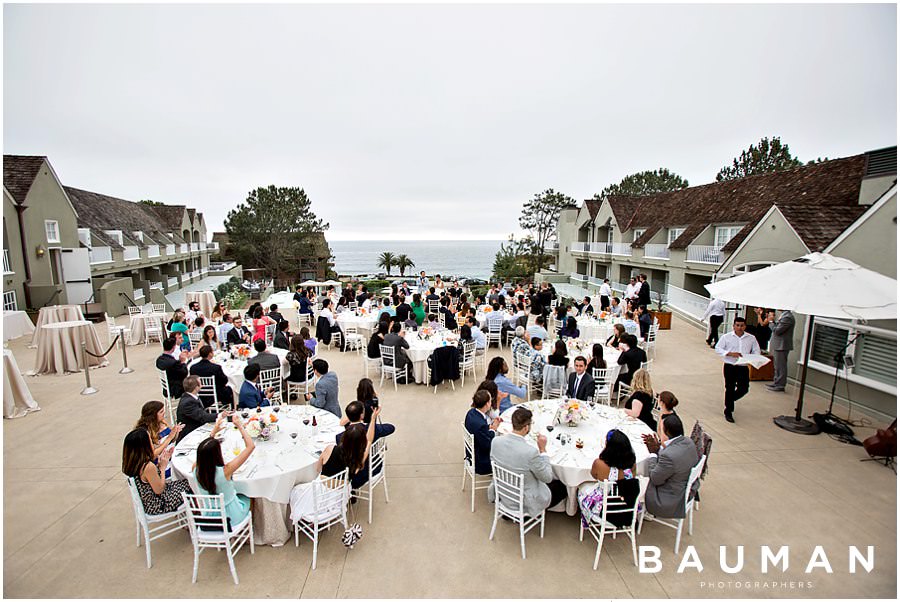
[3,311,896,598]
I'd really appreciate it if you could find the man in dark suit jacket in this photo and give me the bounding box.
[156,337,188,398]
[638,274,652,307]
[226,316,252,347]
[189,345,234,408]
[642,414,699,518]
[273,320,291,350]
[395,296,412,322]
[176,376,219,441]
[565,356,596,401]
[465,390,499,475]
[267,303,285,324]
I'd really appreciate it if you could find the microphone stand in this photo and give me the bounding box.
[825,331,864,420]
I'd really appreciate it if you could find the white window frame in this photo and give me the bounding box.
[714,225,743,248]
[801,316,897,396]
[3,290,16,311]
[632,228,646,242]
[45,220,60,244]
[104,230,124,246]
[667,227,685,247]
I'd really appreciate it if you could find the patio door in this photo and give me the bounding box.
[61,248,93,305]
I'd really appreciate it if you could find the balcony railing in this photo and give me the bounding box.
[149,282,163,291]
[3,249,12,274]
[570,241,589,254]
[180,243,188,253]
[543,242,559,252]
[200,267,209,275]
[89,246,113,264]
[165,244,176,255]
[644,244,670,260]
[588,276,604,287]
[190,243,200,252]
[665,284,711,321]
[3,290,17,311]
[200,242,207,251]
[609,243,632,256]
[209,242,220,252]
[147,245,160,258]
[686,245,725,264]
[133,288,145,300]
[167,277,179,288]
[569,273,589,285]
[123,246,140,261]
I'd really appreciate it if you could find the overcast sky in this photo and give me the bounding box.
[4,3,896,241]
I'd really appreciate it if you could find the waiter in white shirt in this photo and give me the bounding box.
[702,297,726,347]
[715,316,760,423]
[598,279,612,311]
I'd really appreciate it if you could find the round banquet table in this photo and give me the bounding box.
[189,347,290,394]
[336,312,379,338]
[32,320,108,375]
[4,349,40,418]
[403,331,459,384]
[171,405,342,545]
[127,312,167,345]
[4,310,35,343]
[184,291,216,319]
[30,305,85,347]
[497,399,655,516]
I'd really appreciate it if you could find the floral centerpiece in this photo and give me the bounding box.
[231,345,251,360]
[245,416,278,441]
[418,326,434,340]
[566,338,588,353]
[555,399,591,428]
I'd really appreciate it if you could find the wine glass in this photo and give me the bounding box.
[302,418,310,428]
[242,411,249,420]
[546,424,554,433]
[290,432,298,444]
[256,406,262,413]
[273,405,280,414]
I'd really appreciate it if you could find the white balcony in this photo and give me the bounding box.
[190,242,200,252]
[167,277,179,288]
[200,242,207,251]
[644,244,670,260]
[123,246,140,261]
[165,244,176,255]
[543,242,559,252]
[133,288,145,300]
[687,245,725,264]
[180,244,188,254]
[588,276,604,287]
[3,249,12,274]
[569,273,589,285]
[89,246,113,264]
[609,242,632,256]
[200,267,209,275]
[209,242,220,252]
[665,284,711,320]
[150,282,163,290]
[147,245,160,258]
[571,241,589,254]
[209,261,237,272]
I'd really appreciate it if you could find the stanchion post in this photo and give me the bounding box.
[80,341,98,396]
[119,334,134,374]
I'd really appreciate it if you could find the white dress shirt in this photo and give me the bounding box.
[702,298,726,320]
[715,331,761,365]
[320,307,336,327]
[599,283,612,297]
[625,283,637,299]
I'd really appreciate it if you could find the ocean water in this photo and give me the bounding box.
[330,240,502,280]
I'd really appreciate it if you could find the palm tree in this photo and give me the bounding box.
[395,254,415,276]
[377,251,396,276]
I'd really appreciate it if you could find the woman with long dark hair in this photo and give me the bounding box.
[547,339,569,367]
[475,379,502,420]
[576,429,639,528]
[559,316,580,339]
[356,377,380,423]
[484,357,525,412]
[134,400,183,460]
[587,343,607,372]
[286,334,311,384]
[290,408,380,520]
[122,428,191,515]
[193,413,255,527]
[300,326,317,356]
[201,324,220,350]
[368,321,389,359]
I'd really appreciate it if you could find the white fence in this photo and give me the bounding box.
[147,245,160,258]
[687,245,724,264]
[571,241,589,253]
[180,244,188,253]
[644,244,670,260]
[190,243,200,252]
[123,246,140,261]
[3,290,17,311]
[89,246,113,264]
[165,244,176,255]
[168,277,179,288]
[150,282,163,290]
[665,284,710,320]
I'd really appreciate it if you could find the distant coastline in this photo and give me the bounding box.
[330,239,502,280]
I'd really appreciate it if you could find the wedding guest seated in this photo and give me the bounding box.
[402,313,418,331]
[426,313,440,330]
[559,316,580,339]
[185,301,203,324]
[395,295,412,322]
[528,337,547,386]
[566,356,595,401]
[355,378,383,423]
[641,415,698,519]
[489,407,568,514]
[175,376,218,441]
[439,297,457,331]
[238,364,273,409]
[267,303,285,324]
[273,320,291,350]
[425,286,440,304]
[510,326,529,358]
[156,337,189,399]
[623,368,656,431]
[194,413,255,528]
[554,303,568,324]
[367,322,389,359]
[577,296,595,316]
[192,315,206,333]
[248,339,281,372]
[637,305,653,339]
[577,429,640,528]
[201,324,220,350]
[290,415,377,521]
[317,299,346,351]
[379,297,396,318]
[465,390,499,475]
[296,289,314,316]
[122,428,192,515]
[226,316,252,347]
[527,315,549,341]
[622,311,640,337]
[300,326,317,356]
[587,343,607,372]
[411,293,426,326]
[476,379,503,420]
[485,357,526,412]
[338,400,395,489]
[606,323,626,348]
[285,335,312,396]
[485,303,505,332]
[210,301,227,323]
[609,296,623,317]
[466,316,486,354]
[189,345,234,408]
[218,313,235,346]
[657,391,679,439]
[547,339,569,368]
[383,322,412,380]
[135,401,184,477]
[615,334,647,388]
[305,359,341,417]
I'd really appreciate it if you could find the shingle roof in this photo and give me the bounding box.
[775,203,870,253]
[3,155,46,203]
[583,199,603,220]
[65,186,181,249]
[607,154,868,250]
[147,204,187,231]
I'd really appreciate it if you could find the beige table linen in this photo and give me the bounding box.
[184,291,216,318]
[127,312,167,345]
[32,320,108,375]
[29,305,85,347]
[4,350,40,418]
[4,311,35,342]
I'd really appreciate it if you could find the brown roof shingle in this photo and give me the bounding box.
[65,187,180,248]
[775,203,870,253]
[3,155,46,203]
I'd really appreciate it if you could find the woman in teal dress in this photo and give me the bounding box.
[411,293,426,326]
[193,413,256,527]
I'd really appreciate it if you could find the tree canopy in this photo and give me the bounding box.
[593,168,689,200]
[224,185,328,280]
[492,235,534,280]
[377,251,395,275]
[518,188,576,275]
[716,136,803,182]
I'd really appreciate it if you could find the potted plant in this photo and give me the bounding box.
[650,293,673,330]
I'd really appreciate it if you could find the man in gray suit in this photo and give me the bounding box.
[641,415,699,519]
[304,358,341,418]
[767,309,795,392]
[488,407,567,517]
[248,339,282,372]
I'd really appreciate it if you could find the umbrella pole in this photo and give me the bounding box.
[773,315,819,435]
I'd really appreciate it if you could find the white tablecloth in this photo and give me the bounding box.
[404,331,459,384]
[260,290,297,310]
[128,312,167,345]
[32,320,108,375]
[498,399,654,515]
[171,405,342,544]
[184,291,216,318]
[336,312,379,338]
[191,347,290,394]
[3,349,40,418]
[30,305,85,347]
[3,311,34,342]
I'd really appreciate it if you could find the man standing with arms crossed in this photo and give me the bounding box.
[715,316,760,423]
[766,309,795,392]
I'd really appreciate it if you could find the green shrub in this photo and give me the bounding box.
[361,279,391,290]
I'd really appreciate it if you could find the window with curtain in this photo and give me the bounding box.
[715,226,742,248]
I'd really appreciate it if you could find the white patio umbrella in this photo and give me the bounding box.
[299,280,322,287]
[322,279,342,286]
[705,252,897,434]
